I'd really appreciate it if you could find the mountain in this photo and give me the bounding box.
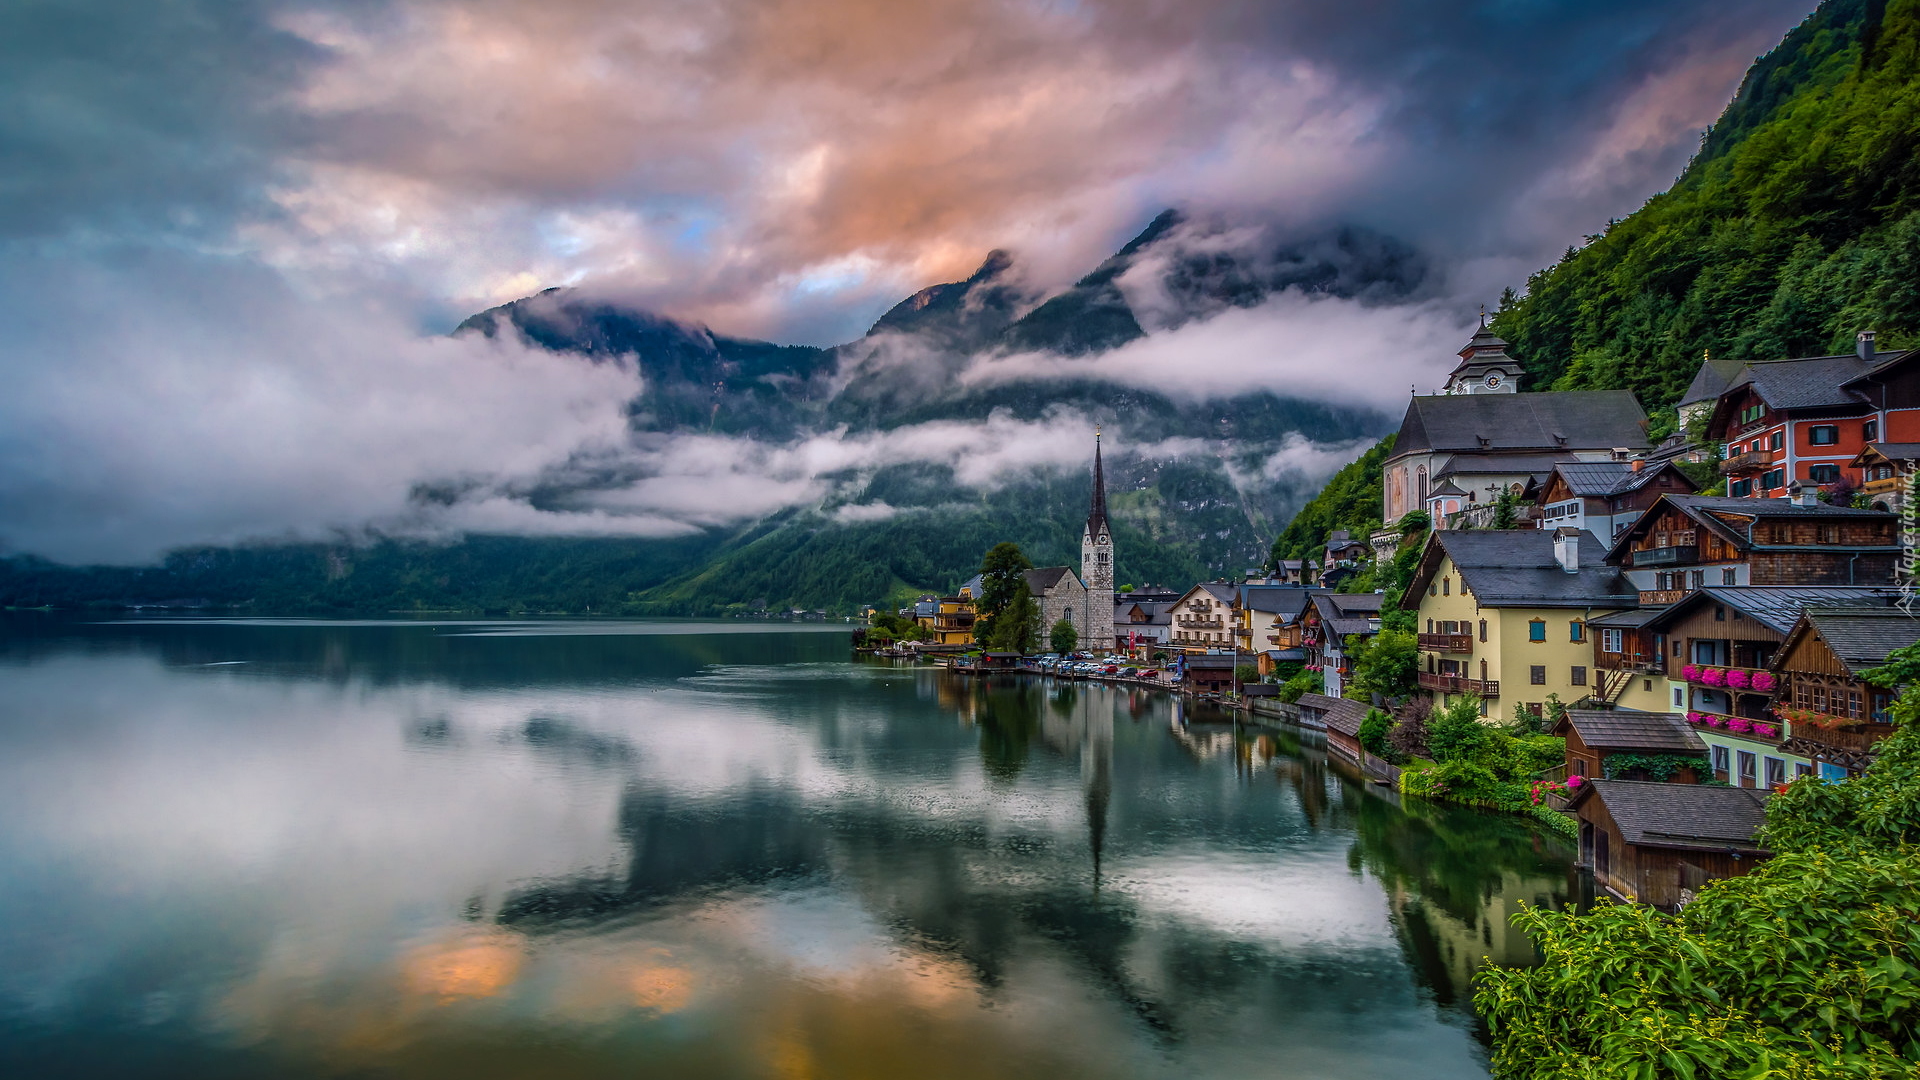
[1273,0,1920,567]
[3,211,1423,615]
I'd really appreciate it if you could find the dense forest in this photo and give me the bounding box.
[1272,0,1920,564]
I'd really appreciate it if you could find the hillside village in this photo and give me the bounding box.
[875,320,1920,909]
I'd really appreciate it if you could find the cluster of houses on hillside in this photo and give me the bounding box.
[891,321,1920,908]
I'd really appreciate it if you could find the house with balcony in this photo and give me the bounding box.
[1113,597,1174,653]
[1406,528,1639,720]
[911,590,978,646]
[1234,585,1312,655]
[1566,780,1771,909]
[1299,591,1386,698]
[1703,332,1913,498]
[1630,586,1900,786]
[1849,442,1920,513]
[1604,493,1899,604]
[1166,583,1238,652]
[1772,606,1920,779]
[1381,327,1652,526]
[1319,531,1370,589]
[1529,459,1697,543]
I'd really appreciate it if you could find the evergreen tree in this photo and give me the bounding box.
[973,542,1033,645]
[1049,618,1078,655]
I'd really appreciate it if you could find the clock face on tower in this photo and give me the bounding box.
[1484,373,1503,389]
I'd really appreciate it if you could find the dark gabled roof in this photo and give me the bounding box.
[958,573,984,596]
[1391,391,1649,458]
[1586,607,1665,629]
[1237,585,1314,615]
[1297,693,1369,737]
[1647,586,1907,637]
[1428,479,1470,498]
[1855,442,1920,464]
[1410,529,1639,609]
[1840,348,1919,387]
[1571,780,1770,852]
[1795,607,1920,674]
[1185,654,1238,669]
[1555,709,1703,753]
[1024,566,1079,594]
[1264,648,1307,661]
[1115,601,1173,625]
[1550,460,1697,499]
[1679,351,1747,407]
[1732,354,1876,411]
[1307,590,1387,636]
[1433,452,1571,479]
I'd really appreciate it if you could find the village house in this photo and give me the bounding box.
[1299,590,1386,698]
[1529,459,1697,543]
[1381,325,1651,527]
[1608,586,1902,785]
[1567,780,1771,908]
[1113,596,1175,653]
[1552,709,1706,784]
[1319,531,1370,589]
[1849,442,1920,513]
[910,588,977,646]
[1701,332,1915,497]
[1406,528,1638,720]
[1604,493,1900,604]
[1297,692,1370,769]
[1166,583,1238,651]
[1233,585,1312,655]
[1773,606,1920,779]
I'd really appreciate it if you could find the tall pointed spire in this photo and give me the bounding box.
[1087,429,1109,538]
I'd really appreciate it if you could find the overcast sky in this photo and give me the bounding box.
[0,0,1821,563]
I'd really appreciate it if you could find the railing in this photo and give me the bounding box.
[1417,632,1473,653]
[1631,545,1698,567]
[1683,711,1782,741]
[1679,664,1777,693]
[1787,721,1894,753]
[1418,672,1500,696]
[1638,589,1690,605]
[1720,450,1772,475]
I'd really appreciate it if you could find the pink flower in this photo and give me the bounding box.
[1685,711,1702,725]
[1753,723,1778,739]
[1751,672,1776,692]
[1566,775,1584,788]
[1704,715,1724,727]
[1726,670,1751,690]
[1728,717,1753,734]
[1681,664,1701,681]
[1700,668,1726,687]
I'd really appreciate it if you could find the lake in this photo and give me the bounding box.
[0,615,1576,1079]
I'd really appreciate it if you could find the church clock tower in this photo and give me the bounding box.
[1443,316,1525,395]
[1081,432,1116,653]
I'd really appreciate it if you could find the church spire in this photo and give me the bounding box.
[1087,429,1109,538]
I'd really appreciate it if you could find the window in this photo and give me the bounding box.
[1818,523,1840,544]
[1808,464,1840,483]
[1479,619,1488,642]
[1737,751,1758,788]
[1768,430,1784,451]
[1426,618,1434,633]
[1765,757,1786,787]
[1723,568,1737,585]
[1729,479,1753,497]
[1569,620,1585,643]
[1762,468,1785,490]
[1530,665,1546,685]
[1808,424,1839,446]
[1714,604,1726,622]
[1690,570,1705,589]
[1795,762,1814,779]
[1571,666,1587,686]
[1570,757,1587,777]
[1529,620,1546,642]
[1601,628,1623,653]
[1712,745,1730,778]
[1442,577,1450,596]
[1673,686,1685,707]
[1865,419,1879,441]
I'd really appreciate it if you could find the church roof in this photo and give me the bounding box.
[1679,351,1746,408]
[1391,391,1649,458]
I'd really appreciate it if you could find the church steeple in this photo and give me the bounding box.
[1443,312,1524,394]
[1086,430,1110,539]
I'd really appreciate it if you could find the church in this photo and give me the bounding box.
[1382,323,1652,527]
[1079,432,1116,651]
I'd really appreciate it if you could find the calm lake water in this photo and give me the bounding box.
[0,615,1576,1080]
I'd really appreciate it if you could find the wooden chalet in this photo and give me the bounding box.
[1849,442,1920,513]
[1181,653,1240,692]
[1531,459,1696,545]
[1567,780,1770,908]
[1604,493,1899,605]
[1553,709,1705,783]
[1298,692,1368,767]
[1773,606,1920,778]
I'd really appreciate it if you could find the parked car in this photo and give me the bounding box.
[1118,667,1137,678]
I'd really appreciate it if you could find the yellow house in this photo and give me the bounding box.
[1405,528,1639,721]
[909,580,979,646]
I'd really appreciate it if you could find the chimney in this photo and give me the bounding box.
[1789,480,1821,507]
[1859,330,1877,360]
[1630,456,1645,472]
[1554,526,1581,574]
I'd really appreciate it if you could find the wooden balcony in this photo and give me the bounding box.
[1417,632,1473,654]
[1721,450,1772,475]
[1638,589,1690,606]
[1787,721,1894,754]
[1629,545,1698,568]
[1418,672,1499,697]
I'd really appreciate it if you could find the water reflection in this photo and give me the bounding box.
[0,614,1572,1079]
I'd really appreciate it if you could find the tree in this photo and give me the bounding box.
[973,542,1032,646]
[1359,708,1395,761]
[1346,628,1419,702]
[1491,487,1521,529]
[1049,618,1078,655]
[988,581,1041,654]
